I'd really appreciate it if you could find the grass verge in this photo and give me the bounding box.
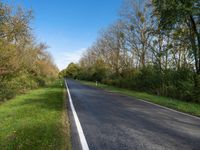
[0,80,71,150]
[80,80,200,117]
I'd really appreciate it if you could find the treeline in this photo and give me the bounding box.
[60,0,200,102]
[0,2,59,101]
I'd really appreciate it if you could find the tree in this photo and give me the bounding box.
[0,1,59,101]
[120,0,154,68]
[152,0,200,77]
[152,0,200,100]
[59,63,80,79]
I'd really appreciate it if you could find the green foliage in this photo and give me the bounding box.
[60,59,108,82]
[59,63,80,79]
[76,62,197,102]
[193,75,200,102]
[152,0,198,29]
[87,59,108,81]
[0,2,59,101]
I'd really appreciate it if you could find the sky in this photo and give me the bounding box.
[3,0,123,70]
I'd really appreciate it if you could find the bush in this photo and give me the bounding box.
[100,66,197,102]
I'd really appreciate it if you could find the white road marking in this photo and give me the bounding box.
[138,99,200,120]
[65,80,89,150]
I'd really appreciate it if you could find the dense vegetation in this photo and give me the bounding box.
[0,1,59,101]
[60,0,200,102]
[0,80,71,150]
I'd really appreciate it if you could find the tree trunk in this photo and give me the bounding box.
[190,15,200,74]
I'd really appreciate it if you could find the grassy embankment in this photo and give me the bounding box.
[0,80,71,150]
[80,80,200,117]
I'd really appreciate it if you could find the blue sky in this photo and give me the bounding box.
[3,0,123,70]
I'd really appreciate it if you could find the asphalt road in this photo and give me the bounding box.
[66,79,200,150]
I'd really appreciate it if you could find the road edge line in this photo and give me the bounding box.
[65,80,89,150]
[138,98,200,120]
[80,80,200,120]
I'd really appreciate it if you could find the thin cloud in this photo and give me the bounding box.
[55,48,86,70]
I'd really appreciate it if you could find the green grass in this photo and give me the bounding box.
[80,80,200,117]
[0,80,71,150]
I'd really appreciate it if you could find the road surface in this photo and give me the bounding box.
[66,79,200,150]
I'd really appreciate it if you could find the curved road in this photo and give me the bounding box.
[66,79,200,150]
